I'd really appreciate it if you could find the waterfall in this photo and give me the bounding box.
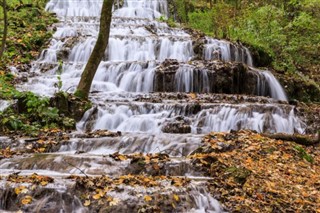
[0,100,10,112]
[203,38,288,101]
[17,0,302,133]
[0,0,309,211]
[175,65,210,93]
[255,69,288,101]
[203,37,253,66]
[77,102,305,134]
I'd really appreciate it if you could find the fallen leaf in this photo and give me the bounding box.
[21,196,32,205]
[40,181,48,186]
[92,194,101,200]
[109,197,120,206]
[144,195,152,202]
[173,194,180,202]
[118,155,127,161]
[15,186,27,195]
[83,200,91,207]
[189,93,197,99]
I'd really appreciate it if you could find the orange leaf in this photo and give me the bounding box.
[144,195,152,202]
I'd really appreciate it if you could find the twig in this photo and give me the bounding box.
[63,159,88,178]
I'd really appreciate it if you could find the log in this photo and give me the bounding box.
[261,132,319,146]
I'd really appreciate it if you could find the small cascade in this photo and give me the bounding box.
[190,186,224,213]
[0,100,10,112]
[203,37,253,66]
[1,0,308,211]
[253,68,288,101]
[175,65,210,93]
[77,102,305,134]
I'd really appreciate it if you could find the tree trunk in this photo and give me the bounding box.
[74,0,114,99]
[0,0,8,59]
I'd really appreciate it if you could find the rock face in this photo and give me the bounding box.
[154,59,258,95]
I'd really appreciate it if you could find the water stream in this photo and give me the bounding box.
[0,0,307,212]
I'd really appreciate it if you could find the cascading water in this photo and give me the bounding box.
[252,68,288,101]
[1,0,307,212]
[202,39,287,101]
[203,37,253,66]
[0,100,10,112]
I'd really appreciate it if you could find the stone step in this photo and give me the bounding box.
[2,132,203,157]
[0,174,222,213]
[0,153,203,177]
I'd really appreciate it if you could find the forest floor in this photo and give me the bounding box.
[0,130,319,212]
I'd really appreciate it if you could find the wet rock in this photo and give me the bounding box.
[154,60,258,95]
[16,64,31,73]
[113,0,124,10]
[57,49,70,61]
[247,45,273,67]
[50,92,92,122]
[162,121,191,134]
[56,37,79,61]
[83,130,121,138]
[153,59,180,92]
[38,63,57,73]
[192,37,205,58]
[276,72,320,103]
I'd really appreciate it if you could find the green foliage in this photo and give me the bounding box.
[0,0,57,70]
[294,145,314,163]
[0,91,75,135]
[55,60,63,92]
[74,90,87,100]
[0,0,72,136]
[21,92,59,123]
[188,10,213,35]
[0,73,20,99]
[176,0,320,75]
[175,0,189,23]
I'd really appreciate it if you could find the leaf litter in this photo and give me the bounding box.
[1,129,319,212]
[190,130,320,212]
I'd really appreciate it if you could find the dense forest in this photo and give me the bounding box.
[0,0,319,212]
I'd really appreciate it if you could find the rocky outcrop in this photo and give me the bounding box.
[162,116,191,134]
[154,59,258,95]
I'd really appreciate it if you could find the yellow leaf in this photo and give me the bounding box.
[40,181,48,186]
[93,194,101,200]
[109,198,120,206]
[96,188,105,197]
[87,181,95,187]
[144,195,152,202]
[83,200,91,207]
[21,196,32,205]
[15,186,27,195]
[26,144,33,150]
[173,194,180,202]
[172,202,176,209]
[118,155,127,161]
[189,93,197,99]
[37,139,45,144]
[21,188,29,194]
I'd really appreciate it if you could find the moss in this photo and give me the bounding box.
[74,90,87,100]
